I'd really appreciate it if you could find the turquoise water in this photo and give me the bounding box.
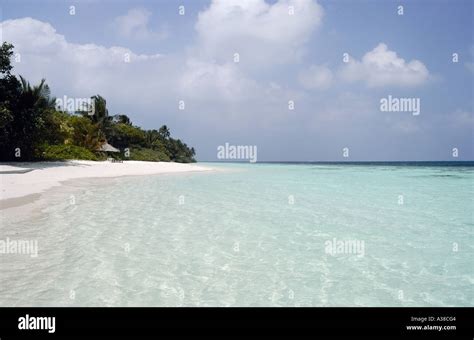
[1,163,473,306]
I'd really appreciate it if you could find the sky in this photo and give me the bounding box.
[1,0,473,161]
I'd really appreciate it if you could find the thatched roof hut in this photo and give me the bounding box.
[98,142,120,153]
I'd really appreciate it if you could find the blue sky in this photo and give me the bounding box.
[1,0,473,161]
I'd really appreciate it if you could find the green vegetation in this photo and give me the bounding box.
[0,42,196,163]
[42,144,99,161]
[126,147,171,162]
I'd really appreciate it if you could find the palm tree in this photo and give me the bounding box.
[145,129,160,146]
[158,125,170,140]
[113,114,132,125]
[10,76,57,159]
[77,94,112,143]
[19,76,56,110]
[89,94,112,129]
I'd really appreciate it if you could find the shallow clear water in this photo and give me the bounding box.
[1,163,473,306]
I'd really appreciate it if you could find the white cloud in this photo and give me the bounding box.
[339,43,430,87]
[194,0,324,67]
[177,0,323,107]
[179,59,259,102]
[298,64,333,89]
[112,8,167,40]
[177,1,324,108]
[1,17,295,131]
[1,18,172,117]
[2,17,162,65]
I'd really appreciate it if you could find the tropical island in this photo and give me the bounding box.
[0,42,196,163]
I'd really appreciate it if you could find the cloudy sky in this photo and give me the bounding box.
[1,0,473,161]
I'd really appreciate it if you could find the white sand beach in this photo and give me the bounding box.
[0,160,212,202]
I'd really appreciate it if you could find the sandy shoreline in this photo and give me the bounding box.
[0,160,213,203]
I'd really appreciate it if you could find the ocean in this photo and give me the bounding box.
[1,162,473,306]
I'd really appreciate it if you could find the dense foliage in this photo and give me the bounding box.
[42,144,99,161]
[0,42,196,162]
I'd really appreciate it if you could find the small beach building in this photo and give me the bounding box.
[98,142,120,153]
